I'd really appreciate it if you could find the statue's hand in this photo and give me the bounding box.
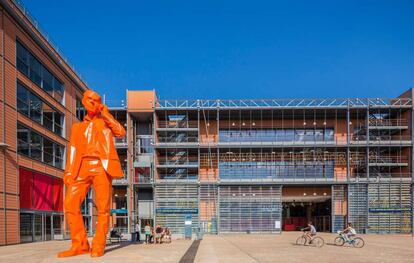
[98,104,109,115]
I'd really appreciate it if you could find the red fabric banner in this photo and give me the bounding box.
[19,168,33,209]
[53,178,63,212]
[33,172,54,211]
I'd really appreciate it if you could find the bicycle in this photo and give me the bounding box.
[296,231,325,247]
[334,231,365,248]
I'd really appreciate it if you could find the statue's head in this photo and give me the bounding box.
[82,90,102,115]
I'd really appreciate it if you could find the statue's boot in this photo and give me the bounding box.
[91,246,105,257]
[57,241,90,258]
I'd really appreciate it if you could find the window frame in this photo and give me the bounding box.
[17,81,65,137]
[17,123,65,169]
[16,39,66,104]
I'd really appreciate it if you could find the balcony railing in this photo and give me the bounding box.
[368,156,408,164]
[157,157,198,166]
[350,135,412,143]
[114,137,128,146]
[368,118,408,127]
[156,97,412,109]
[157,121,198,129]
[157,136,199,143]
[112,170,128,185]
[156,174,198,181]
[350,173,411,180]
[133,174,153,184]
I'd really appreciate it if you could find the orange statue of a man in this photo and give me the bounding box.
[58,90,126,258]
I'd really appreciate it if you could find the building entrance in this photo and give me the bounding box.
[282,186,331,232]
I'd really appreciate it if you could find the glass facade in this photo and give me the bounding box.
[219,128,334,143]
[20,212,63,243]
[219,186,282,233]
[17,82,64,136]
[16,40,64,103]
[219,161,334,180]
[17,123,64,168]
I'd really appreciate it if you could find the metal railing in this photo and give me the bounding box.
[350,135,412,142]
[368,118,409,127]
[350,173,411,180]
[133,175,153,184]
[157,121,198,129]
[112,170,128,185]
[105,99,126,108]
[156,97,412,109]
[368,156,408,164]
[157,136,199,143]
[114,137,128,145]
[156,174,198,181]
[157,157,198,166]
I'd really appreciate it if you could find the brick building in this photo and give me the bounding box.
[0,0,88,245]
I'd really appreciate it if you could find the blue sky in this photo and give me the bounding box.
[20,0,414,101]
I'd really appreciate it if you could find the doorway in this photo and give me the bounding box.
[282,186,331,232]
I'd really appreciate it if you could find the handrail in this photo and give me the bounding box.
[157,121,198,129]
[157,157,199,165]
[368,118,409,126]
[155,98,412,109]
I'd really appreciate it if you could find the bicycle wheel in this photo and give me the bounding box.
[334,237,345,246]
[296,236,307,246]
[312,237,324,247]
[352,237,364,248]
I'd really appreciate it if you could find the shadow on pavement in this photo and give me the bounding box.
[105,242,133,254]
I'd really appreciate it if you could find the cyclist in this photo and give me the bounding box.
[301,221,317,244]
[341,223,356,242]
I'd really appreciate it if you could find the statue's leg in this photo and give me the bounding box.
[91,168,112,257]
[58,175,91,257]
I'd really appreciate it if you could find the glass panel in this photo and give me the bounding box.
[16,42,29,75]
[42,105,54,132]
[52,215,62,237]
[54,112,63,136]
[53,78,64,102]
[44,215,52,241]
[34,214,42,242]
[30,132,42,161]
[20,213,33,243]
[43,138,54,166]
[55,145,63,169]
[29,55,42,86]
[17,124,30,156]
[76,97,86,120]
[42,67,54,96]
[29,93,42,123]
[17,83,29,116]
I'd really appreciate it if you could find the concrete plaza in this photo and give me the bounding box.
[0,232,413,263]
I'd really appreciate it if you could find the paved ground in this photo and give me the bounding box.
[0,232,414,263]
[0,239,192,263]
[196,232,414,263]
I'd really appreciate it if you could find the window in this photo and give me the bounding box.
[16,41,29,75]
[16,41,65,103]
[76,96,86,120]
[17,123,65,169]
[17,82,64,136]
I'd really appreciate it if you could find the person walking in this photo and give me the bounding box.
[144,223,151,244]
